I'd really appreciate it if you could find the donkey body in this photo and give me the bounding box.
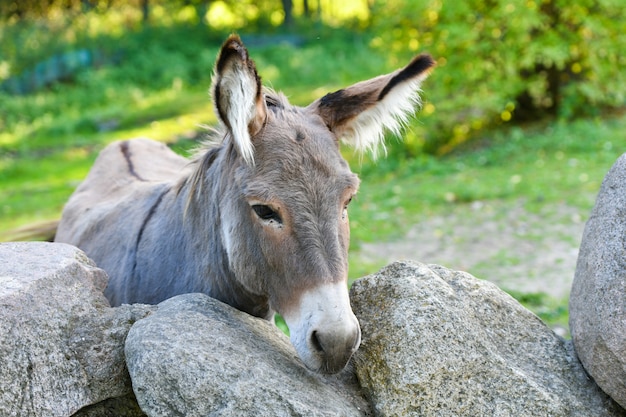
[56,35,434,374]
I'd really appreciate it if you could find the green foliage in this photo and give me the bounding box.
[1,2,625,331]
[0,5,225,82]
[369,0,626,154]
[5,1,624,158]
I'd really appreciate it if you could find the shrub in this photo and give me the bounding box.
[369,0,626,154]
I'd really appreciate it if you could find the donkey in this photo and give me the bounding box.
[55,35,434,374]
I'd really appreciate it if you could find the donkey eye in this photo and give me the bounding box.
[252,204,282,223]
[342,197,353,221]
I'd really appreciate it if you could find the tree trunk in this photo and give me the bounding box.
[141,0,149,24]
[281,0,293,28]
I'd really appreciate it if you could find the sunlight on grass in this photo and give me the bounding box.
[111,106,216,143]
[0,132,17,148]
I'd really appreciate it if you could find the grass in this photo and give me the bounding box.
[2,17,625,333]
[347,115,624,246]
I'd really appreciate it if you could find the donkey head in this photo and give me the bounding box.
[210,35,434,374]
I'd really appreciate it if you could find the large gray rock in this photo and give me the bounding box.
[350,261,625,416]
[125,293,370,417]
[0,242,153,417]
[570,153,626,409]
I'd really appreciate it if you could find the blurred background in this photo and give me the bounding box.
[1,0,625,334]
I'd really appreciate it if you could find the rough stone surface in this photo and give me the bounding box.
[350,261,626,417]
[570,153,626,409]
[0,242,153,417]
[125,293,370,417]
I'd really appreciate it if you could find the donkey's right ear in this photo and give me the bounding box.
[212,35,267,165]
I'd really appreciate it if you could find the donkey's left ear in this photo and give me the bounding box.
[212,35,267,165]
[308,54,435,157]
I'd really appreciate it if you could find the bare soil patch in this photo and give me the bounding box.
[355,199,588,301]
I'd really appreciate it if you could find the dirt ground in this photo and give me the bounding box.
[355,198,590,301]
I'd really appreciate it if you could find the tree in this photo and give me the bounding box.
[281,0,293,28]
[369,0,626,153]
[141,0,149,23]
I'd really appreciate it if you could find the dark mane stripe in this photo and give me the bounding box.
[120,141,146,181]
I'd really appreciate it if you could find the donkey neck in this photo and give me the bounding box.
[181,145,273,320]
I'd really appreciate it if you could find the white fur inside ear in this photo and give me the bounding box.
[339,73,428,158]
[217,66,258,165]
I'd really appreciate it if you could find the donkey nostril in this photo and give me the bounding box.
[310,330,324,353]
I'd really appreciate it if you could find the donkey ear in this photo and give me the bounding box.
[308,54,435,157]
[212,35,266,165]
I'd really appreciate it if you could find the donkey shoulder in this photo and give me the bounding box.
[55,138,189,250]
[66,138,188,211]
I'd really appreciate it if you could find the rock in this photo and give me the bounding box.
[125,293,370,417]
[0,242,154,417]
[570,153,626,409]
[350,261,625,417]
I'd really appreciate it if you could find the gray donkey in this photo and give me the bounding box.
[55,35,434,374]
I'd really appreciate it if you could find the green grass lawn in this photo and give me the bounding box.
[1,24,625,333]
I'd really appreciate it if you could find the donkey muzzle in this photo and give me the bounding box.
[283,282,361,374]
